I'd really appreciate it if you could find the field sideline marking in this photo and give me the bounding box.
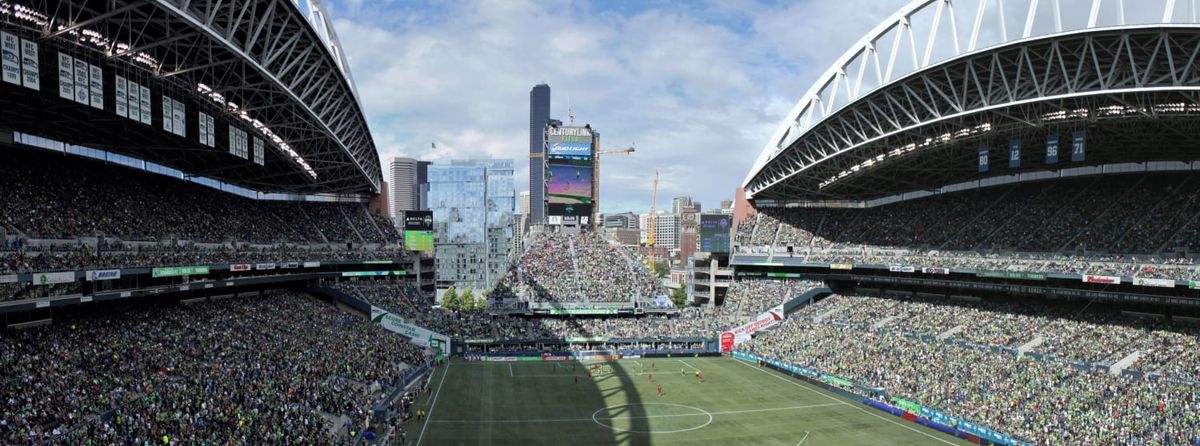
[796,431,810,446]
[414,362,450,446]
[509,363,514,377]
[733,359,960,446]
[427,402,842,424]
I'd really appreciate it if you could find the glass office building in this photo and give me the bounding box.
[428,159,514,290]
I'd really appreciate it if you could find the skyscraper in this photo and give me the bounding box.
[428,159,514,290]
[529,84,550,225]
[390,157,419,221]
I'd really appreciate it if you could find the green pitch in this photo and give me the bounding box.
[407,357,974,446]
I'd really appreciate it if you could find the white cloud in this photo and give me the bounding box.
[329,0,907,212]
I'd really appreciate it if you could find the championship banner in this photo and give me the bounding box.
[230,263,251,272]
[719,332,734,353]
[1082,274,1120,284]
[370,306,450,354]
[32,271,75,285]
[1,31,18,85]
[829,263,853,270]
[86,269,121,281]
[728,304,786,345]
[139,85,152,125]
[1132,277,1174,288]
[57,52,73,100]
[255,262,276,270]
[88,64,102,109]
[127,80,141,122]
[114,75,128,118]
[20,37,39,90]
[921,267,950,274]
[888,265,915,273]
[72,57,88,105]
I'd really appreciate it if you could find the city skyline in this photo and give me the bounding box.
[327,0,907,212]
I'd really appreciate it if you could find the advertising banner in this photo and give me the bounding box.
[699,215,733,253]
[547,308,617,315]
[341,270,406,277]
[566,336,609,343]
[152,265,210,278]
[1082,274,1121,284]
[547,141,592,157]
[282,262,299,269]
[1008,138,1020,168]
[1,31,18,85]
[977,270,1046,281]
[1132,277,1174,288]
[371,306,450,354]
[1191,280,1200,290]
[230,264,251,272]
[20,37,38,90]
[0,274,17,284]
[303,261,321,268]
[57,52,73,100]
[888,265,915,273]
[720,332,734,353]
[728,304,786,345]
[921,267,950,274]
[978,144,989,172]
[86,269,121,281]
[255,262,276,271]
[829,263,853,270]
[32,271,75,285]
[1046,132,1059,164]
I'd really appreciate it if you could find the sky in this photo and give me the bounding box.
[326,0,908,213]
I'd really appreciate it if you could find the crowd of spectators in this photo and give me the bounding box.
[743,293,1200,445]
[495,231,662,304]
[736,173,1200,279]
[0,291,430,445]
[722,279,821,316]
[0,148,400,245]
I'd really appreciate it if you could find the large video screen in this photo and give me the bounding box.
[699,214,732,253]
[403,210,434,252]
[547,203,592,218]
[546,157,593,205]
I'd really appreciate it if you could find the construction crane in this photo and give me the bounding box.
[646,170,660,270]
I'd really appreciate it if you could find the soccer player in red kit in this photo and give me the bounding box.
[657,384,664,397]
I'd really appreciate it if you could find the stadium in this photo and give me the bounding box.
[2,0,1200,445]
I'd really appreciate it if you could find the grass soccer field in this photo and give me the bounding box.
[407,357,974,446]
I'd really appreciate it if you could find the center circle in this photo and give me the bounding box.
[590,402,714,434]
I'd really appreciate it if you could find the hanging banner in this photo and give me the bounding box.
[1046,133,1059,164]
[888,265,915,273]
[1071,131,1085,162]
[88,64,103,109]
[139,85,151,125]
[127,80,141,122]
[72,57,89,105]
[0,32,18,85]
[922,267,951,274]
[253,137,265,165]
[370,307,450,354]
[57,52,73,100]
[162,95,173,133]
[172,97,186,137]
[20,37,39,90]
[198,112,211,146]
[728,304,786,345]
[1008,138,1020,168]
[114,75,128,117]
[978,144,989,172]
[230,263,251,272]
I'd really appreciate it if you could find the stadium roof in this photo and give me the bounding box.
[745,0,1200,202]
[0,0,381,195]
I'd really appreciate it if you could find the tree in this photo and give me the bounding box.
[651,260,670,278]
[473,295,487,311]
[671,281,688,307]
[460,289,474,309]
[442,287,459,310]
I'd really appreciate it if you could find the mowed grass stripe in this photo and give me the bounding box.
[413,357,974,446]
